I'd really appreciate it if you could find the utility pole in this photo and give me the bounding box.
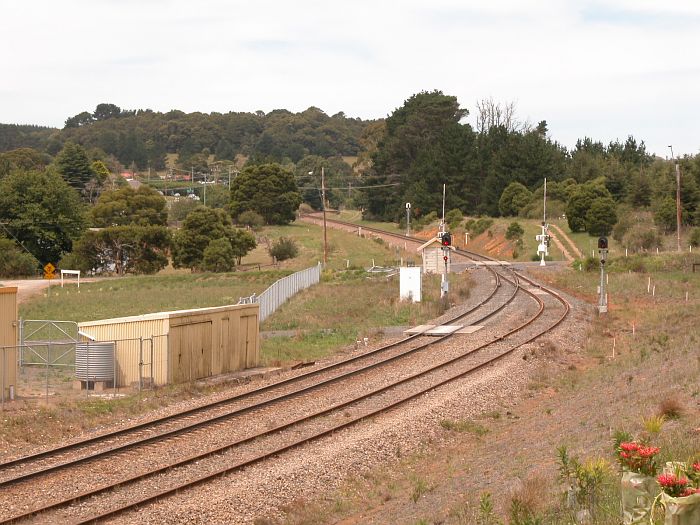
[228,166,232,190]
[669,146,682,252]
[321,166,328,265]
[203,171,207,206]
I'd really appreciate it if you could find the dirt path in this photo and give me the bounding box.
[549,223,583,260]
[0,277,101,304]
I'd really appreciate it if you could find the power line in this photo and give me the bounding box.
[297,182,401,190]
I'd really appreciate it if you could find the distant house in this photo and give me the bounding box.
[120,172,133,180]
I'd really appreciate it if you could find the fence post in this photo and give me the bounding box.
[18,318,23,367]
[138,337,143,391]
[46,341,50,403]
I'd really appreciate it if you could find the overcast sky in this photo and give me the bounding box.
[2,0,699,157]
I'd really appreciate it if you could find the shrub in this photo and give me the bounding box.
[623,224,662,253]
[237,210,265,230]
[269,237,298,262]
[466,218,493,235]
[505,222,525,241]
[201,238,235,272]
[168,198,202,222]
[445,208,463,229]
[690,227,700,248]
[658,396,684,420]
[0,238,39,277]
[578,256,599,272]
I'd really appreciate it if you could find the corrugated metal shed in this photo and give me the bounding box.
[78,303,259,387]
[0,287,18,400]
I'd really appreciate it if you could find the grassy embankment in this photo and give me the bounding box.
[260,253,699,525]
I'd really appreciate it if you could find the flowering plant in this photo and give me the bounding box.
[688,462,700,485]
[657,473,698,497]
[615,442,660,477]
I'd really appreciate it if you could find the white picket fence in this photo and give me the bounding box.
[238,264,322,322]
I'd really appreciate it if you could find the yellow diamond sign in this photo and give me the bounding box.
[44,263,56,280]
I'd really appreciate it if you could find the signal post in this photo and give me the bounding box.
[597,237,608,314]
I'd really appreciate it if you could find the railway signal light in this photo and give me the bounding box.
[598,237,608,250]
[441,232,451,246]
[443,255,448,263]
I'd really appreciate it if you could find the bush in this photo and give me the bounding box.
[237,210,265,230]
[467,218,494,236]
[201,238,235,272]
[505,222,524,241]
[0,238,39,277]
[623,224,662,253]
[445,208,463,229]
[169,198,202,222]
[579,256,599,272]
[690,227,700,248]
[269,237,298,262]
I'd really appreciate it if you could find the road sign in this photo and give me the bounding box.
[43,263,56,280]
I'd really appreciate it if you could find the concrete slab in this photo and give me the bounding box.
[404,324,435,335]
[455,325,484,334]
[424,325,463,335]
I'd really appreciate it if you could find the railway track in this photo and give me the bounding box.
[0,220,570,524]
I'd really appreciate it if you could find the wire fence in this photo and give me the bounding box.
[2,333,169,408]
[238,263,322,322]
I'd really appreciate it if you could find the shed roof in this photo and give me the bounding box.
[78,303,252,328]
[416,238,456,252]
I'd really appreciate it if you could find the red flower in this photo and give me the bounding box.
[658,473,691,497]
[680,488,700,497]
[692,462,700,472]
[620,442,640,452]
[638,446,660,458]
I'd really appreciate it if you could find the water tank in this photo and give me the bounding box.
[76,342,115,382]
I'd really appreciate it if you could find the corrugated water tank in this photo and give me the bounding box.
[75,342,115,382]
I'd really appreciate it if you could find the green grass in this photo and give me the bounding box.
[19,271,287,323]
[242,220,412,270]
[260,272,472,365]
[439,419,489,435]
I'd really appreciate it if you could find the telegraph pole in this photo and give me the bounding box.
[321,166,328,265]
[669,145,682,252]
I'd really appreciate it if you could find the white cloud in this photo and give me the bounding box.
[0,0,698,155]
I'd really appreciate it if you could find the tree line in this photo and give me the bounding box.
[2,91,700,277]
[357,91,700,246]
[0,139,305,276]
[0,103,371,173]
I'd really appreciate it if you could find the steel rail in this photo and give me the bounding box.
[0,264,502,475]
[71,274,570,524]
[0,255,512,491]
[6,274,557,525]
[2,224,570,524]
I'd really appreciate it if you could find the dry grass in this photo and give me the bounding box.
[658,395,685,420]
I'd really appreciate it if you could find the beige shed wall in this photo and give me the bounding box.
[78,303,259,387]
[168,304,259,383]
[0,288,18,400]
[421,246,451,274]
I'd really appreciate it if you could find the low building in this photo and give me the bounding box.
[78,303,259,388]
